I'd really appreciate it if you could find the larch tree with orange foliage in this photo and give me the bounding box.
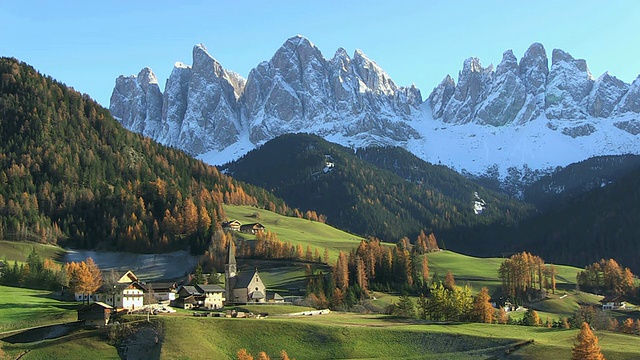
[572,322,606,360]
[237,349,253,360]
[471,287,495,324]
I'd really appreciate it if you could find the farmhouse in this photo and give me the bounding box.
[75,270,146,311]
[240,222,266,235]
[197,284,226,309]
[600,295,626,310]
[146,282,178,303]
[77,301,113,327]
[222,220,242,232]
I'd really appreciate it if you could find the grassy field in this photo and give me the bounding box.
[425,250,581,295]
[0,240,65,264]
[4,312,638,360]
[0,285,77,333]
[223,205,366,262]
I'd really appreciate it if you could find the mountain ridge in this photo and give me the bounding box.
[110,36,640,179]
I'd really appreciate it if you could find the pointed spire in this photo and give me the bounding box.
[228,241,236,266]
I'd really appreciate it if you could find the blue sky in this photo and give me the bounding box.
[2,0,639,107]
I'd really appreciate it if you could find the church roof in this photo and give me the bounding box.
[250,291,265,299]
[234,270,260,289]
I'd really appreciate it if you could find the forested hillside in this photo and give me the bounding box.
[0,58,287,253]
[513,165,640,273]
[523,155,640,210]
[221,134,534,242]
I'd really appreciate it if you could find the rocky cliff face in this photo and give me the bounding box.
[428,43,640,126]
[110,37,640,177]
[110,36,422,155]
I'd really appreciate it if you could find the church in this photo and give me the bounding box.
[225,242,267,304]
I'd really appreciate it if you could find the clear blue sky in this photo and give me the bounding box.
[2,0,639,107]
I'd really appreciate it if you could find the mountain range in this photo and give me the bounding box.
[110,36,640,179]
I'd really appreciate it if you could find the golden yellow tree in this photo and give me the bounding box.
[572,322,605,360]
[471,287,495,323]
[237,349,254,360]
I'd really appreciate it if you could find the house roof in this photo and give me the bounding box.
[147,282,177,291]
[240,222,265,229]
[178,285,202,296]
[223,220,242,226]
[234,270,260,289]
[195,284,225,293]
[268,292,284,301]
[600,295,625,303]
[117,270,138,284]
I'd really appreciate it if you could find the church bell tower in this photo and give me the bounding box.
[225,241,237,302]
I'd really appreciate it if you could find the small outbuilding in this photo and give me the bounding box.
[77,301,113,327]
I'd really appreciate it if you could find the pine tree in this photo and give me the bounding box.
[394,293,415,318]
[571,322,605,360]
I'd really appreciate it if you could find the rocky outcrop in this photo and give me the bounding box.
[475,50,526,126]
[112,35,422,155]
[545,49,594,119]
[428,43,640,126]
[110,67,163,138]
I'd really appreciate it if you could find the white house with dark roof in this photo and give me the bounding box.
[196,284,226,309]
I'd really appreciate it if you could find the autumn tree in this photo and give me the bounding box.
[237,349,254,360]
[444,271,455,291]
[334,251,349,291]
[65,257,102,304]
[497,307,508,325]
[571,322,605,360]
[622,318,635,334]
[471,287,494,323]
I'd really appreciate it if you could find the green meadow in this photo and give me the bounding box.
[0,285,77,333]
[223,205,366,262]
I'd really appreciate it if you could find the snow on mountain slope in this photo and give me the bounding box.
[406,105,640,177]
[111,37,640,180]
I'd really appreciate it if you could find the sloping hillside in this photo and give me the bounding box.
[221,134,534,243]
[0,57,286,253]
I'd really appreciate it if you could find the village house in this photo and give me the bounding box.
[77,301,113,327]
[600,295,626,310]
[175,285,203,309]
[197,284,226,309]
[222,220,242,232]
[146,282,178,303]
[75,270,146,311]
[240,222,266,235]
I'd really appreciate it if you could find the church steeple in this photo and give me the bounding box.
[225,241,237,303]
[227,240,237,268]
